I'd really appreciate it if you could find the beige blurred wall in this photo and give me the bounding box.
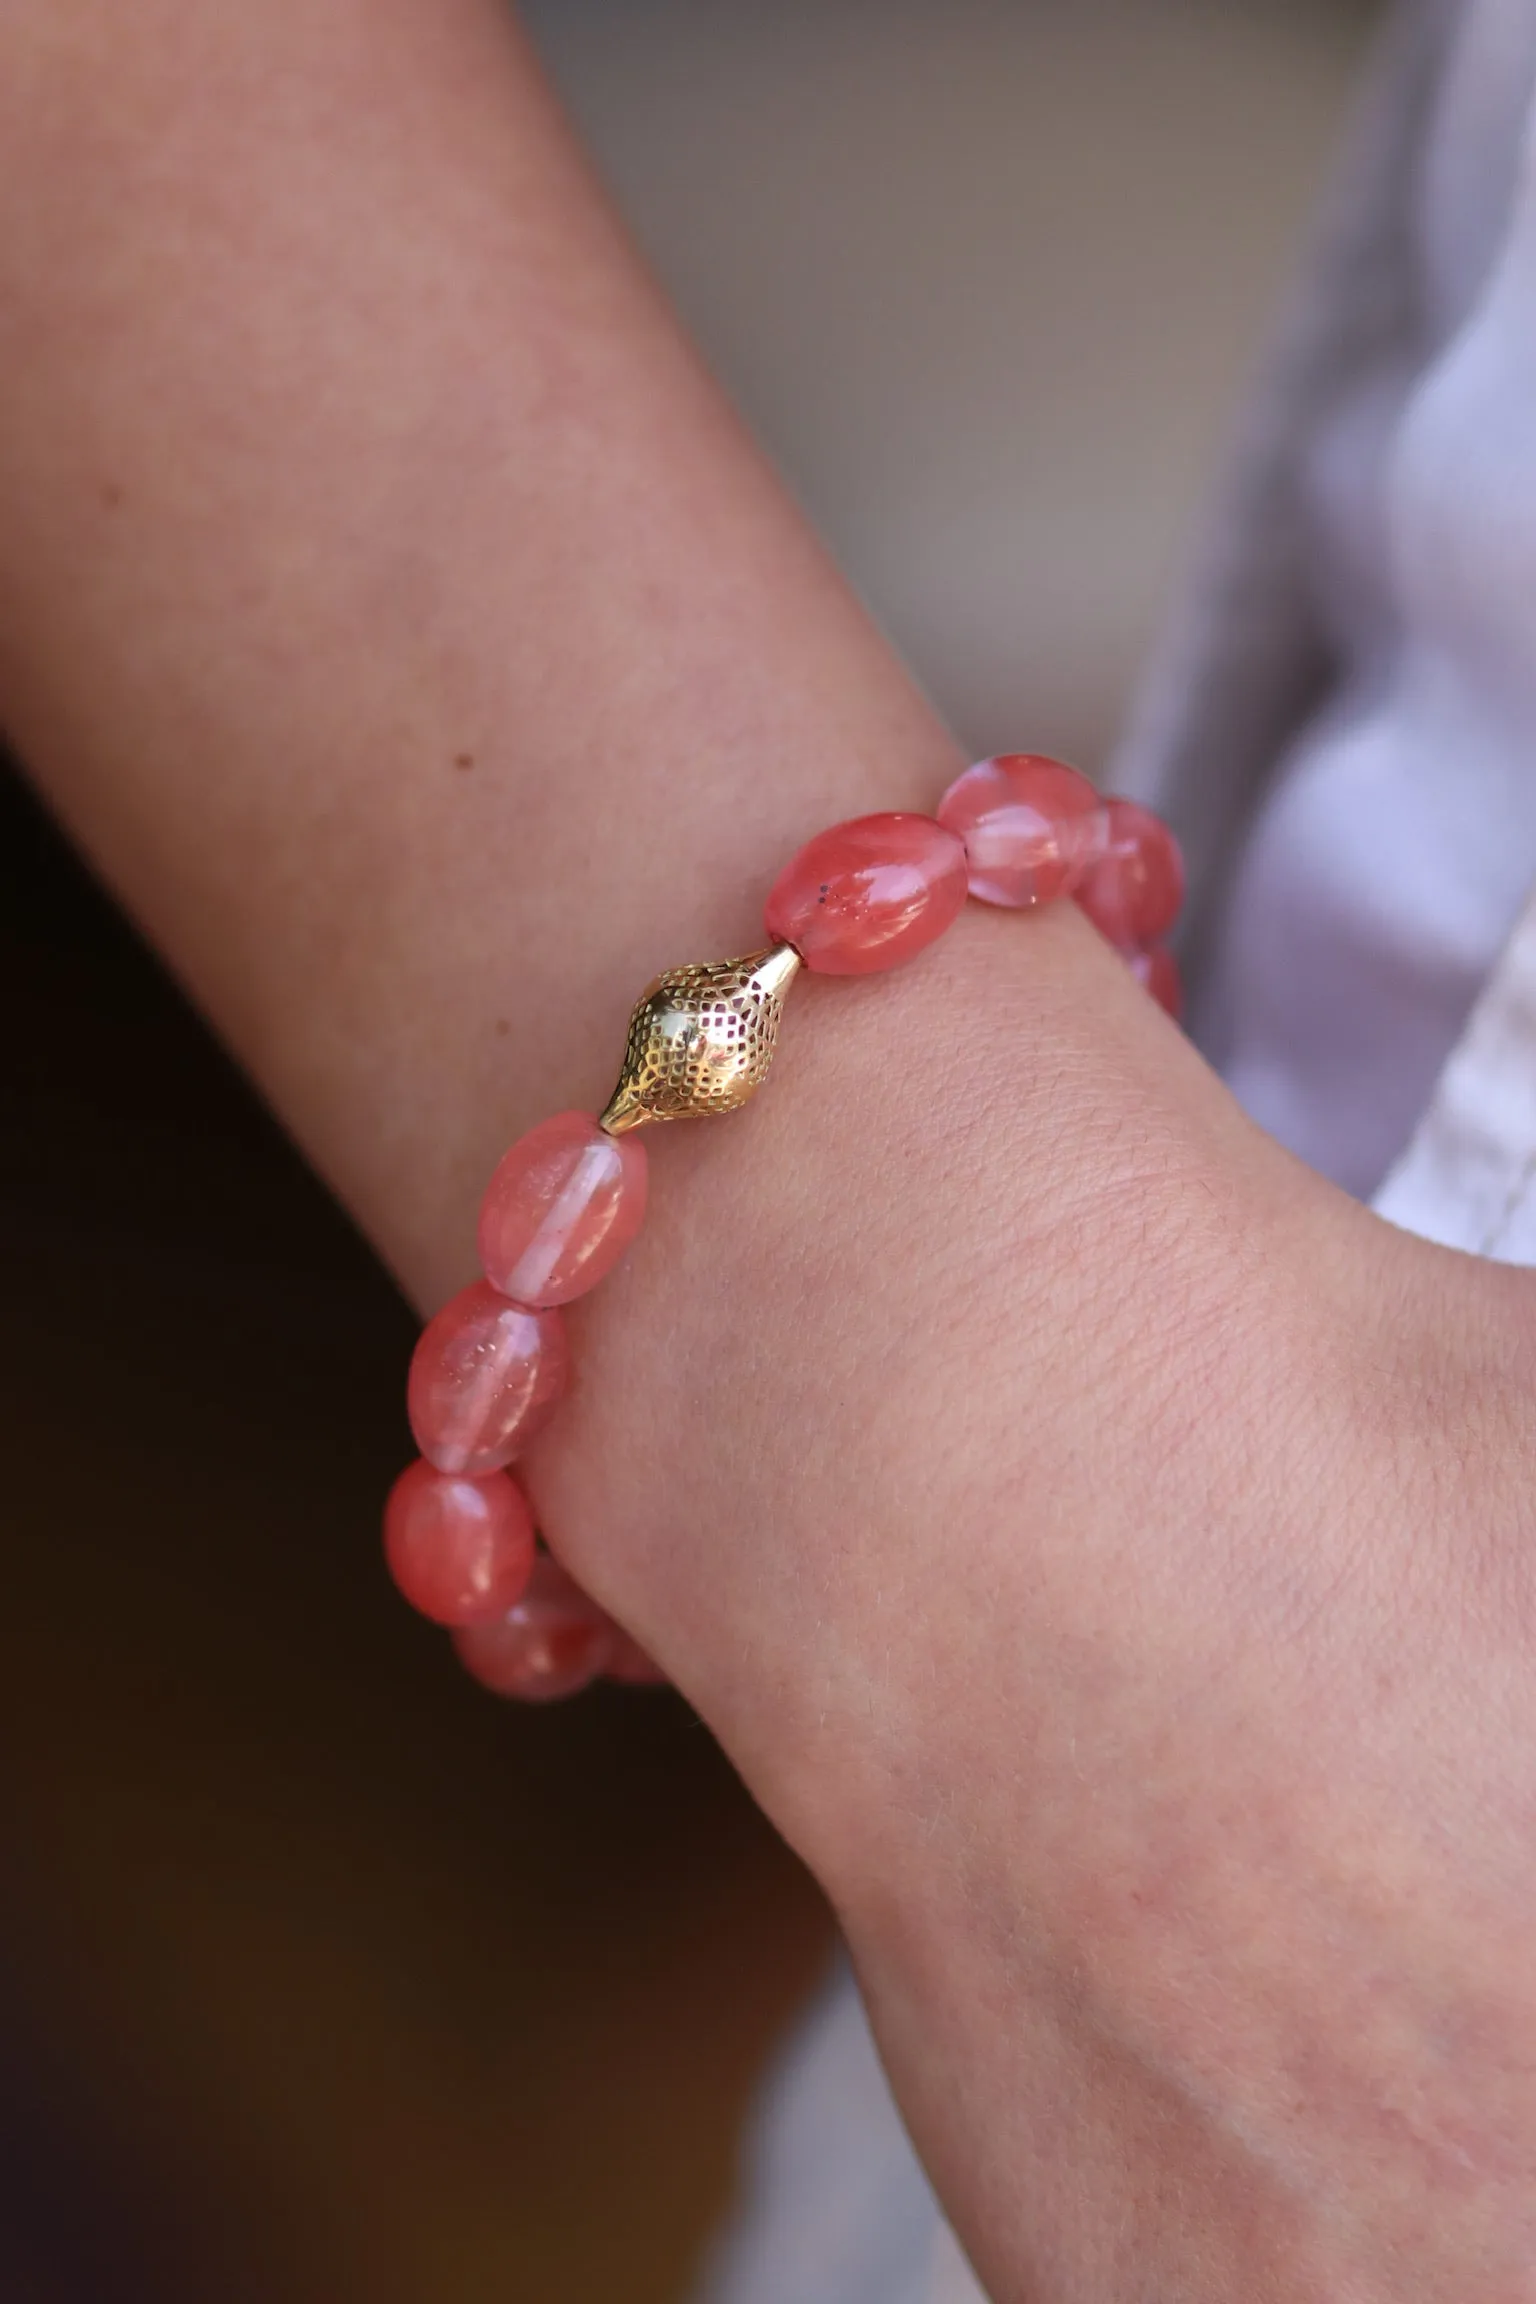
[525,0,1382,769]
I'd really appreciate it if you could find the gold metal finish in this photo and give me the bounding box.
[599,943,802,1134]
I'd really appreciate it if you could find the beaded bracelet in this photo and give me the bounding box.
[384,754,1185,1703]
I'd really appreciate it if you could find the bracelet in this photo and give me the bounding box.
[384,754,1185,1702]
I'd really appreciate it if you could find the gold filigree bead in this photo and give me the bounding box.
[598,944,802,1134]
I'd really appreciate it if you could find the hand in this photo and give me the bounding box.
[535,901,1536,2301]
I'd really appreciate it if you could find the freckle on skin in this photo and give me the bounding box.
[100,481,124,509]
[454,752,475,771]
[494,1018,510,1037]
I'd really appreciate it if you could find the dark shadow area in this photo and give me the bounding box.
[0,763,830,2303]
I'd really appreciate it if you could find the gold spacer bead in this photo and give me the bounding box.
[598,943,802,1135]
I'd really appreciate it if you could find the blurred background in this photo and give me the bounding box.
[1,3,1377,2298]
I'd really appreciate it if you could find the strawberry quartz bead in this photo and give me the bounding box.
[408,1279,567,1476]
[452,1556,617,1701]
[479,1112,648,1308]
[936,753,1106,907]
[764,811,967,975]
[1129,944,1183,1021]
[384,1459,536,1626]
[607,1633,668,1687]
[1075,797,1185,948]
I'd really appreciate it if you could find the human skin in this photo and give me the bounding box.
[3,3,1536,2296]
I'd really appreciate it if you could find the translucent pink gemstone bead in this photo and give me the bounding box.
[383,1459,536,1627]
[1075,797,1185,948]
[936,753,1106,908]
[606,1633,668,1687]
[479,1111,648,1308]
[408,1279,567,1476]
[1128,943,1183,1021]
[452,1555,617,1701]
[763,811,967,975]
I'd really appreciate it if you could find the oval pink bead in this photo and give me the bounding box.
[1075,797,1185,948]
[763,811,967,975]
[408,1279,567,1477]
[478,1111,648,1308]
[936,753,1106,908]
[384,1459,536,1627]
[1128,943,1183,1021]
[452,1555,617,1701]
[606,1633,668,1687]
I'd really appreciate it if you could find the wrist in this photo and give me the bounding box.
[523,896,1249,1857]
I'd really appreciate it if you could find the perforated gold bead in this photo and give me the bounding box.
[598,944,802,1134]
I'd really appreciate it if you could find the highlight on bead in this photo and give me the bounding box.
[479,1110,648,1306]
[764,810,968,975]
[407,1279,567,1477]
[383,1459,537,1627]
[386,753,1185,1701]
[1075,796,1185,949]
[453,1554,620,1701]
[937,753,1106,908]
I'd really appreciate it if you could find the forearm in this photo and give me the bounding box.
[0,0,963,1305]
[0,0,1227,1862]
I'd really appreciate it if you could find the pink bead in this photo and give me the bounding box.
[1128,943,1183,1021]
[478,1111,648,1308]
[408,1279,567,1477]
[763,811,967,975]
[936,753,1106,907]
[607,1634,668,1687]
[384,1459,536,1627]
[452,1555,617,1701]
[1075,798,1185,948]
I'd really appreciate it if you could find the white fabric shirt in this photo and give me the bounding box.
[1210,0,1536,1201]
[704,3,1536,2296]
